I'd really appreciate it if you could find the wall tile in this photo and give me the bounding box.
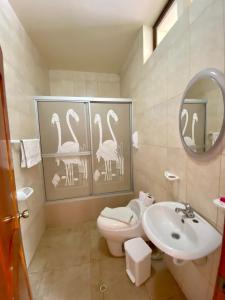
[186,156,220,224]
[189,0,214,24]
[217,154,225,232]
[149,55,168,105]
[220,154,225,195]
[167,94,183,149]
[167,33,189,99]
[143,101,167,147]
[190,0,224,76]
[85,80,98,97]
[45,193,133,227]
[74,80,86,96]
[50,70,120,98]
[217,207,225,233]
[166,148,187,202]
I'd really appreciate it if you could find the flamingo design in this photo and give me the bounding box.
[94,109,124,181]
[181,109,199,151]
[51,109,87,186]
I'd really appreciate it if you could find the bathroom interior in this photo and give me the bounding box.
[1,0,225,299]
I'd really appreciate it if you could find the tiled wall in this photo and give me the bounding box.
[120,0,225,299]
[49,70,120,97]
[0,1,49,265]
[45,193,133,227]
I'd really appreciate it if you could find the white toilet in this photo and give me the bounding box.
[97,198,149,257]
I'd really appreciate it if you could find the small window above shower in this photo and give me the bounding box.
[153,0,178,49]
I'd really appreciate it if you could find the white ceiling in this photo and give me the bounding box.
[9,0,167,73]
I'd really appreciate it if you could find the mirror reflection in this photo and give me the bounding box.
[180,76,224,153]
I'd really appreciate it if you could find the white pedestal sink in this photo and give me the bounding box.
[142,201,222,261]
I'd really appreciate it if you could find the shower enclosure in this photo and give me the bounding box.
[35,97,133,201]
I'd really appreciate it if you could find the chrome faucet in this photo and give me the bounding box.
[175,203,195,221]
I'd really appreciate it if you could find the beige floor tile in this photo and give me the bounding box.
[90,261,104,300]
[101,257,149,300]
[100,257,126,287]
[103,277,149,300]
[29,227,91,272]
[90,227,111,261]
[145,267,186,300]
[37,264,92,300]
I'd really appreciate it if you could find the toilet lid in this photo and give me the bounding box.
[97,211,138,230]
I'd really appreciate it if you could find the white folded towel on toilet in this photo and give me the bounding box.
[21,139,41,168]
[100,207,134,225]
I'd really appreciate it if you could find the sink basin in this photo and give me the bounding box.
[142,201,222,261]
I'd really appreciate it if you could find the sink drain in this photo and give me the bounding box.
[99,283,108,293]
[171,232,180,240]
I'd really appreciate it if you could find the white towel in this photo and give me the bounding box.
[100,207,134,224]
[21,139,41,168]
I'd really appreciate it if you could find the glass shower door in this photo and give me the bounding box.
[38,101,91,201]
[90,102,132,194]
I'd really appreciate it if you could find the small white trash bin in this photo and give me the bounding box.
[124,237,152,287]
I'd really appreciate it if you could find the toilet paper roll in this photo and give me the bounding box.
[139,191,154,206]
[139,191,147,203]
[145,195,154,206]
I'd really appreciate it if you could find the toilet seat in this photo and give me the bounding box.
[98,212,138,230]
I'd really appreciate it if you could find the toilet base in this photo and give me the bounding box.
[107,239,124,257]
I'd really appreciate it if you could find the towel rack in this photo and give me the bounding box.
[11,138,40,144]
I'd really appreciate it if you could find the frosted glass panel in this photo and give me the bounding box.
[42,157,91,201]
[91,102,131,194]
[38,101,91,200]
[38,102,89,154]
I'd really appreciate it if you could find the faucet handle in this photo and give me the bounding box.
[182,203,192,210]
[184,203,191,209]
[185,203,195,217]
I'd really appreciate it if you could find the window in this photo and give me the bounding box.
[153,0,178,49]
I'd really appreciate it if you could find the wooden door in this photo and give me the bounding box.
[0,47,32,299]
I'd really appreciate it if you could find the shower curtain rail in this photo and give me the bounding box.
[34,96,132,103]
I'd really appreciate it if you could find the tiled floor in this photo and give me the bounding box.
[28,221,186,300]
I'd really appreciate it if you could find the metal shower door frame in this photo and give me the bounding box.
[34,96,133,200]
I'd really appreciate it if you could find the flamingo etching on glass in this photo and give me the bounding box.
[51,109,87,186]
[117,143,124,176]
[181,109,199,151]
[94,109,124,181]
[94,110,119,181]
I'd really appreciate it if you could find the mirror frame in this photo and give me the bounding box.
[179,68,225,160]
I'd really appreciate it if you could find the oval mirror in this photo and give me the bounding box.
[179,69,225,158]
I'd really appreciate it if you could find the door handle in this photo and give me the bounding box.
[18,209,29,219]
[1,210,30,223]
